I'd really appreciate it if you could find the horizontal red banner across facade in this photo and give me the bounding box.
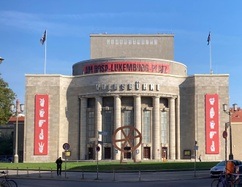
[83,62,170,74]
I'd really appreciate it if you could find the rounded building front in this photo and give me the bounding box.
[72,57,187,161]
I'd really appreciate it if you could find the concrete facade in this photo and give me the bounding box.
[90,34,174,60]
[24,34,230,162]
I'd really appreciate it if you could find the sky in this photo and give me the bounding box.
[0,1,242,107]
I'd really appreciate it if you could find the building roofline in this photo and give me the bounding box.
[90,33,174,37]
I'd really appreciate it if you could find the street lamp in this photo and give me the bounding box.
[0,57,4,64]
[223,103,238,160]
[10,99,24,163]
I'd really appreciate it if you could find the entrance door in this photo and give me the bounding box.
[104,147,111,159]
[161,147,168,160]
[143,147,151,159]
[124,147,131,159]
[88,147,94,160]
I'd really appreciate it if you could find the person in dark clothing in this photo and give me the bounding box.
[55,157,63,176]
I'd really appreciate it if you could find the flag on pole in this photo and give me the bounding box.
[40,30,46,45]
[207,32,211,45]
[40,30,47,74]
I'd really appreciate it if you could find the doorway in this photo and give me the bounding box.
[143,147,151,159]
[161,147,168,160]
[124,147,132,159]
[88,147,94,160]
[104,147,111,159]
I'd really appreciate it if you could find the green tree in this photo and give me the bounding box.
[0,77,15,125]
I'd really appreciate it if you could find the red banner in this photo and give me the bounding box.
[34,94,49,155]
[83,61,170,74]
[205,94,219,154]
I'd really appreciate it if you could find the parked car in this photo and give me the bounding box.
[210,160,242,177]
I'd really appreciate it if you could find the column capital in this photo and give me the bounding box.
[95,96,102,102]
[134,95,141,98]
[169,95,177,100]
[114,95,121,99]
[153,95,161,98]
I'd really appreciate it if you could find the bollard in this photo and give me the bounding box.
[39,167,41,178]
[51,168,53,178]
[27,167,29,177]
[16,167,18,176]
[138,170,141,181]
[113,170,116,181]
[81,170,84,180]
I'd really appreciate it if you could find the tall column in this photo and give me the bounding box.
[114,96,121,160]
[134,95,141,161]
[153,96,160,160]
[95,96,102,160]
[80,97,87,160]
[169,97,176,160]
[176,96,181,159]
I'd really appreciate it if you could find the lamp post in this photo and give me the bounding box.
[223,103,238,160]
[11,99,24,163]
[0,57,4,64]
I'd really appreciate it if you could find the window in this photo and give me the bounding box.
[102,110,113,143]
[160,111,168,144]
[87,111,95,138]
[154,39,158,45]
[123,110,134,126]
[122,110,134,145]
[142,110,151,143]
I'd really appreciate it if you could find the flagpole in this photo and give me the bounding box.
[44,30,47,74]
[209,38,213,74]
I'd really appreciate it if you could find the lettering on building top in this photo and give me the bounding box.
[83,62,170,74]
[96,81,161,92]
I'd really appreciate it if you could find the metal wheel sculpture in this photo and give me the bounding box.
[112,125,142,162]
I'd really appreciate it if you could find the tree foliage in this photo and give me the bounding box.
[0,77,15,125]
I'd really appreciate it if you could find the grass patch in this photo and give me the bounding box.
[0,161,218,172]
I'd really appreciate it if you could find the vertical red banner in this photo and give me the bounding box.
[205,94,219,154]
[34,94,49,155]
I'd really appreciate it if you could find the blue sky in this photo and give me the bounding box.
[0,1,242,107]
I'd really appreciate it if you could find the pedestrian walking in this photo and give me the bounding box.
[55,157,63,176]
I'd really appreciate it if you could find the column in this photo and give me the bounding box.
[95,96,102,160]
[169,97,176,160]
[114,96,121,160]
[176,96,180,159]
[134,95,141,161]
[153,96,160,160]
[80,97,87,160]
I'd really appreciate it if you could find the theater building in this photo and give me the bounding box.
[24,34,230,162]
